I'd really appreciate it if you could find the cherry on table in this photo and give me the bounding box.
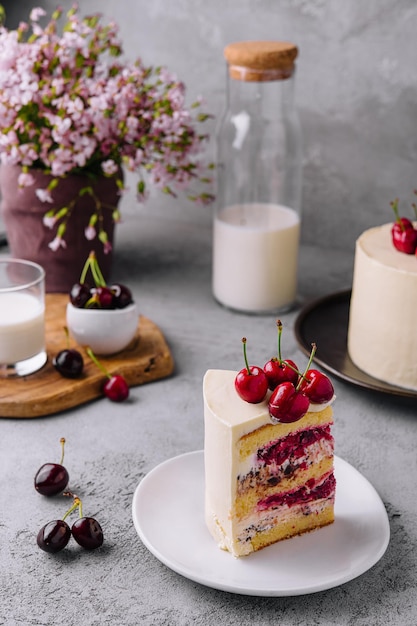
[72,517,104,550]
[235,337,268,404]
[34,438,69,496]
[103,374,130,402]
[87,348,130,402]
[69,495,104,550]
[53,348,84,378]
[37,519,71,553]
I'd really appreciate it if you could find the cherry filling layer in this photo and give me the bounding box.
[257,425,333,467]
[257,473,336,512]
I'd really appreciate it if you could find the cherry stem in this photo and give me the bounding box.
[390,198,405,231]
[59,437,66,466]
[86,347,112,380]
[412,202,417,220]
[296,342,317,391]
[241,337,251,375]
[62,496,81,522]
[274,320,301,376]
[63,326,71,349]
[80,251,106,287]
[276,320,283,362]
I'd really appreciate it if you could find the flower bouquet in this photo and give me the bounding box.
[0,5,213,263]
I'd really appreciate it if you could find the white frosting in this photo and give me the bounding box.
[203,369,334,556]
[348,222,417,391]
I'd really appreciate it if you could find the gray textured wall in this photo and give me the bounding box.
[4,0,417,251]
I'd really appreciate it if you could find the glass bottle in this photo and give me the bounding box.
[212,40,303,313]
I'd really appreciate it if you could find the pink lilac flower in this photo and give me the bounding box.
[48,235,67,251]
[29,8,46,23]
[101,160,118,176]
[43,214,57,228]
[84,225,96,240]
[17,172,35,187]
[36,188,54,203]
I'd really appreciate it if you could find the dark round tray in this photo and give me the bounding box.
[294,289,417,399]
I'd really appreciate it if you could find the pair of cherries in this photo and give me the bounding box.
[390,198,417,255]
[235,322,334,424]
[34,438,104,553]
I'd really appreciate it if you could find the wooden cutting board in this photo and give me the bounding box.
[0,294,174,418]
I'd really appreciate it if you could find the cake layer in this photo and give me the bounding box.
[235,456,334,519]
[231,472,336,556]
[249,499,334,555]
[348,222,417,391]
[235,423,334,519]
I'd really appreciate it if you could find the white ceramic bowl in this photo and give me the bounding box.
[66,302,138,355]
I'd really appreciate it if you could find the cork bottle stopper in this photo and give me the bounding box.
[224,41,298,81]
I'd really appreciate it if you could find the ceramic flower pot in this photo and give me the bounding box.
[0,164,120,293]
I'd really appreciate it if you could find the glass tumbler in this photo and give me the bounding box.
[0,258,47,377]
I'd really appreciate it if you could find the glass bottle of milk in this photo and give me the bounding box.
[213,41,303,313]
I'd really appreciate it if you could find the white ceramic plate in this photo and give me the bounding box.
[132,451,390,596]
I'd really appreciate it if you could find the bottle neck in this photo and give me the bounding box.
[227,64,295,82]
[225,67,296,113]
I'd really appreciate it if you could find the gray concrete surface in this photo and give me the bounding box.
[1,1,416,622]
[0,215,416,626]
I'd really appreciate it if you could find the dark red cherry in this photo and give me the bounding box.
[103,374,129,402]
[390,199,417,254]
[235,338,268,404]
[268,382,310,423]
[264,321,299,390]
[37,520,71,553]
[34,438,69,496]
[34,462,69,496]
[71,517,103,550]
[86,348,130,402]
[95,286,114,309]
[299,369,334,403]
[391,226,417,254]
[264,358,299,390]
[70,282,91,308]
[34,464,69,497]
[111,283,133,309]
[235,366,268,404]
[53,348,84,378]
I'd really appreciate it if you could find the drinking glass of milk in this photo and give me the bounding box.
[213,41,303,313]
[0,259,47,376]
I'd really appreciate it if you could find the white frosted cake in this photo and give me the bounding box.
[348,222,417,391]
[203,369,335,557]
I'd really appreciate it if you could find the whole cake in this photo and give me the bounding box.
[347,222,417,391]
[203,368,336,557]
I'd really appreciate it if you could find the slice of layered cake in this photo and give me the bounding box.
[203,369,335,557]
